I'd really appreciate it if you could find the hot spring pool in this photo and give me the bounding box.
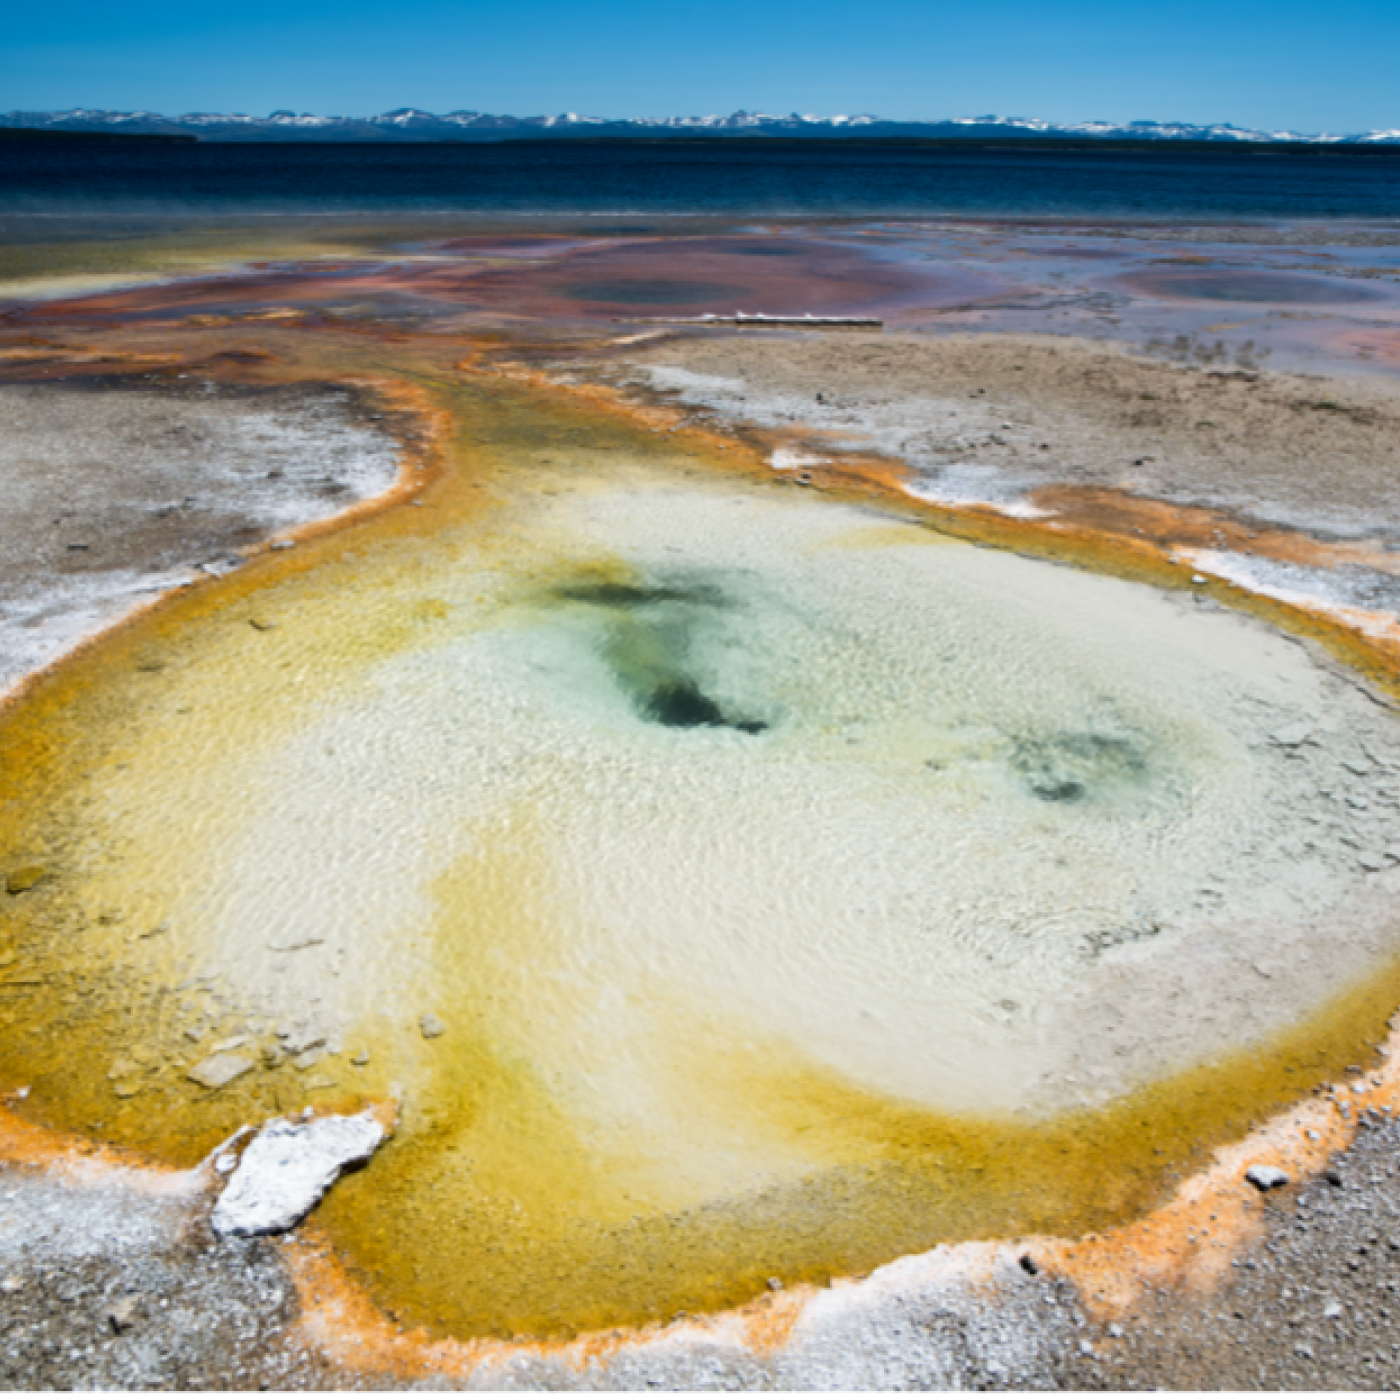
[4,383,1400,1335]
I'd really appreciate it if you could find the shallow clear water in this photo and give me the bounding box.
[1125,268,1389,304]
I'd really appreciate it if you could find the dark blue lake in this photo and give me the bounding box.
[2,140,1400,223]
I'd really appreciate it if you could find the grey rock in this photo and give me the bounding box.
[186,1054,254,1091]
[275,1023,325,1056]
[419,1013,446,1039]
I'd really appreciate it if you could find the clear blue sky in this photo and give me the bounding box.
[4,0,1397,134]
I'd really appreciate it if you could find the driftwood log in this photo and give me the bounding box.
[613,312,884,328]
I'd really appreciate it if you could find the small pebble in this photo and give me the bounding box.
[108,1295,140,1334]
[5,866,48,896]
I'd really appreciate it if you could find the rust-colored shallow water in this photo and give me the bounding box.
[4,230,1011,328]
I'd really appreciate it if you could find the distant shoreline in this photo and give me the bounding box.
[5,128,1400,155]
[0,126,196,144]
[496,134,1400,156]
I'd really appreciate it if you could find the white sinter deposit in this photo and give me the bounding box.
[211,1111,386,1237]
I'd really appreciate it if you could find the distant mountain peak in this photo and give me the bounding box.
[3,107,1395,144]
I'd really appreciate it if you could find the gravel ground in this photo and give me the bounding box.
[0,373,403,695]
[1063,1112,1400,1390]
[0,1162,358,1390]
[619,330,1400,540]
[5,1123,1400,1389]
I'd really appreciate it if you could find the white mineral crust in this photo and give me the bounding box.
[210,1110,385,1237]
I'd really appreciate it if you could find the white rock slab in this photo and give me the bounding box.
[211,1110,385,1237]
[1245,1163,1290,1192]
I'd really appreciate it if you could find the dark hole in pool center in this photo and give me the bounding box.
[557,279,754,306]
[556,580,730,609]
[644,679,767,733]
[553,574,769,734]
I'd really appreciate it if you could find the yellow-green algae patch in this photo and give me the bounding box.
[317,952,1400,1339]
[4,374,1400,1339]
[0,217,502,303]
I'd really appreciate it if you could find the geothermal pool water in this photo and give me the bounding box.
[5,379,1400,1337]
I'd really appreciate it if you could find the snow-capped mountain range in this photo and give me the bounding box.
[5,108,1399,144]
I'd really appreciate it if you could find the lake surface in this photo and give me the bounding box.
[3,141,1400,224]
